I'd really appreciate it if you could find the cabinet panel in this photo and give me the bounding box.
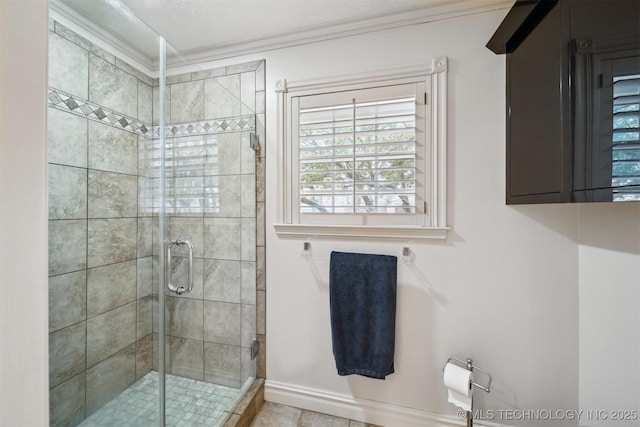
[506,2,570,202]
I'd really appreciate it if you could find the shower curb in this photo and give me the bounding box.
[224,378,265,427]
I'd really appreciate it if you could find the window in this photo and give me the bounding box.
[295,83,425,223]
[276,58,448,239]
[612,72,640,201]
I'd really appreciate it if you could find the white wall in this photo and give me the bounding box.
[578,203,640,427]
[0,0,50,425]
[200,8,582,426]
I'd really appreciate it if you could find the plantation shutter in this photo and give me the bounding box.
[292,82,427,225]
[612,72,640,201]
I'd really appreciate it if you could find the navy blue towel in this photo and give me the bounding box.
[329,251,397,379]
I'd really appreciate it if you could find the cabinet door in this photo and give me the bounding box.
[506,1,571,203]
[570,0,640,201]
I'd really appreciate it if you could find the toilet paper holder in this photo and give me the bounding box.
[443,357,492,393]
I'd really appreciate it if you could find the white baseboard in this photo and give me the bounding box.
[264,380,464,427]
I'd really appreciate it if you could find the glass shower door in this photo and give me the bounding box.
[47,2,258,426]
[159,51,260,426]
[47,1,166,425]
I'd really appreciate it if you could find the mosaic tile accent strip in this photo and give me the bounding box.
[48,88,151,137]
[49,87,256,140]
[155,116,256,139]
[78,371,239,427]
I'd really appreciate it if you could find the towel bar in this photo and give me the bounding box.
[301,242,411,264]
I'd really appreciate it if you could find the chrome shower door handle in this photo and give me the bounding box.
[167,237,194,295]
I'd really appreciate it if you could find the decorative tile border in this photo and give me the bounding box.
[48,87,256,139]
[158,116,256,139]
[48,88,151,137]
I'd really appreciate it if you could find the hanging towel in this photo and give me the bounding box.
[329,251,397,379]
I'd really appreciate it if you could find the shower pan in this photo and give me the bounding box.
[47,1,265,425]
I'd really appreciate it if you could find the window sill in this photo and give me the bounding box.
[273,223,449,240]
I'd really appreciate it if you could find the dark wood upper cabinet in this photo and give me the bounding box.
[488,0,640,204]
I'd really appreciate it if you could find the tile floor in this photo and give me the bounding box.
[250,402,382,427]
[79,371,239,426]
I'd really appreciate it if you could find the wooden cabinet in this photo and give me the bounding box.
[488,0,640,204]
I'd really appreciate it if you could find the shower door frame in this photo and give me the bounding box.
[157,37,168,426]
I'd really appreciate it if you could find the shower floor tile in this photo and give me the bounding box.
[79,371,239,426]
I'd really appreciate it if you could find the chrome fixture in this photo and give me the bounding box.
[167,237,194,295]
[302,241,311,258]
[250,132,260,151]
[402,247,411,264]
[251,340,260,360]
[443,357,492,427]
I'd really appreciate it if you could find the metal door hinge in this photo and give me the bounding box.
[251,339,260,360]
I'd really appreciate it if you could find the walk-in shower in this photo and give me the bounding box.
[47,1,265,425]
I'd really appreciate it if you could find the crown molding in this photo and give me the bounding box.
[51,0,512,73]
[168,0,513,67]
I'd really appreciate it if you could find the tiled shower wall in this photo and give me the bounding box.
[154,61,266,389]
[47,19,265,427]
[48,20,156,427]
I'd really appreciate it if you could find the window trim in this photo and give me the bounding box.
[275,57,449,240]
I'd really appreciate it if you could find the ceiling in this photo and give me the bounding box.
[52,0,512,69]
[121,0,435,53]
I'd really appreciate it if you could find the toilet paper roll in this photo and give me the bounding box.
[443,362,473,412]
